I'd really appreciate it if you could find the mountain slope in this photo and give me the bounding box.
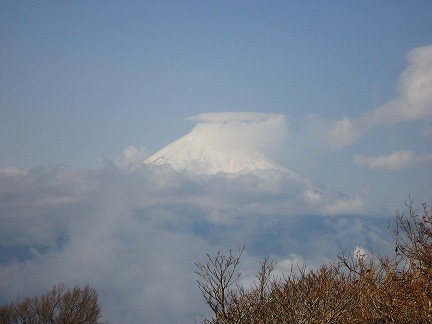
[144,132,287,175]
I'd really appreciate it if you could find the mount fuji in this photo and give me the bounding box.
[143,113,352,209]
[144,113,290,175]
[144,134,288,175]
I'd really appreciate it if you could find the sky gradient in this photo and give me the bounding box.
[1,2,431,163]
[1,1,431,323]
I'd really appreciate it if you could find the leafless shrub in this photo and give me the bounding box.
[195,246,246,323]
[395,199,432,278]
[0,283,105,324]
[197,200,432,323]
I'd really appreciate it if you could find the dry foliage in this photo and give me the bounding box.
[0,283,105,324]
[196,200,432,323]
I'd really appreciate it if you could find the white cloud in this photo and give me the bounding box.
[324,197,364,215]
[328,45,432,148]
[116,145,147,170]
[186,112,288,154]
[353,150,432,171]
[327,116,364,149]
[0,167,28,176]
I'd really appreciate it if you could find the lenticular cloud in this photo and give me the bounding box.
[188,112,287,152]
[145,112,289,174]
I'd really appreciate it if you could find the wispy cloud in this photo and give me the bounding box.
[324,197,363,215]
[328,45,432,148]
[353,150,432,171]
[116,145,148,170]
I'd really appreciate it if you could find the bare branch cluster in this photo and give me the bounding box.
[0,283,105,324]
[196,200,432,323]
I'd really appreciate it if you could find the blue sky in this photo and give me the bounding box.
[1,1,431,165]
[1,1,431,323]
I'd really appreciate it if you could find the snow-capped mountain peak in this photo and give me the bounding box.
[144,112,289,175]
[144,134,287,175]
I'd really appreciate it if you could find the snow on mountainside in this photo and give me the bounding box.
[144,134,288,175]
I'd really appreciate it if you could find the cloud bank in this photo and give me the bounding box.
[0,160,392,323]
[328,45,432,148]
